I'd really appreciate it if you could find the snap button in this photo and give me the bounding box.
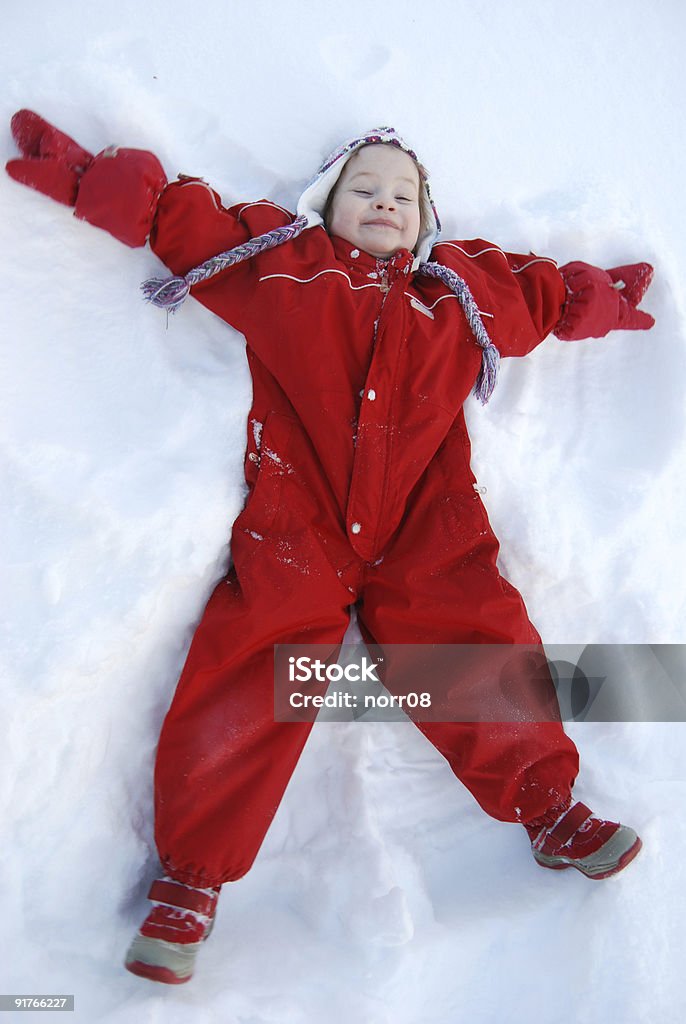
[367,389,376,401]
[248,452,259,463]
[351,522,362,534]
[473,483,487,495]
[350,249,360,259]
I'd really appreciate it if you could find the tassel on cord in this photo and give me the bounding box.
[140,275,191,313]
[141,214,310,313]
[418,261,501,404]
[474,341,500,404]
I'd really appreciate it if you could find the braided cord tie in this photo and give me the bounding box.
[418,261,501,404]
[141,214,310,314]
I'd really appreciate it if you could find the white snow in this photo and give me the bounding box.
[2,1,685,1021]
[251,418,263,450]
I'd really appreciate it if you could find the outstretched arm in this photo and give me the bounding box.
[5,109,294,329]
[432,238,655,359]
[6,109,167,247]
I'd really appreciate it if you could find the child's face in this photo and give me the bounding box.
[327,144,421,259]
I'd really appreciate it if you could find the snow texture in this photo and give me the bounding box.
[1,1,685,1021]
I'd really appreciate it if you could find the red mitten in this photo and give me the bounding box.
[75,146,167,247]
[6,109,94,205]
[554,260,655,341]
[6,109,167,247]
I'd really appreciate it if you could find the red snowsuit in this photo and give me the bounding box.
[134,180,580,887]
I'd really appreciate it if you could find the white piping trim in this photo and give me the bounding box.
[434,241,508,261]
[259,269,382,291]
[178,179,220,209]
[511,256,559,273]
[404,291,494,318]
[173,187,293,223]
[433,241,557,272]
[438,241,513,262]
[237,200,293,219]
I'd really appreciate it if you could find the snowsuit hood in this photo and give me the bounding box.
[296,126,441,268]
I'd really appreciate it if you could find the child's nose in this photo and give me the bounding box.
[375,198,395,210]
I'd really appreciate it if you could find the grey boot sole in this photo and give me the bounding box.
[533,826,642,879]
[125,934,204,984]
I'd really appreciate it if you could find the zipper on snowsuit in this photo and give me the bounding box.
[346,252,411,560]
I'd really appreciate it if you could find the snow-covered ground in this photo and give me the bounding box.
[2,1,685,1021]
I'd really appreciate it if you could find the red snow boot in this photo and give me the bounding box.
[524,801,642,879]
[125,877,220,984]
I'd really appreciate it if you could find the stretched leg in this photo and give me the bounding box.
[129,413,361,982]
[155,496,354,887]
[357,453,579,824]
[128,537,353,985]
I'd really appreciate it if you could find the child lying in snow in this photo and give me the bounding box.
[7,113,653,985]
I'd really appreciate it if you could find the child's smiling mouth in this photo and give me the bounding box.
[363,218,399,229]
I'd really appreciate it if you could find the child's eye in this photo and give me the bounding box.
[353,189,372,196]
[396,196,414,203]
